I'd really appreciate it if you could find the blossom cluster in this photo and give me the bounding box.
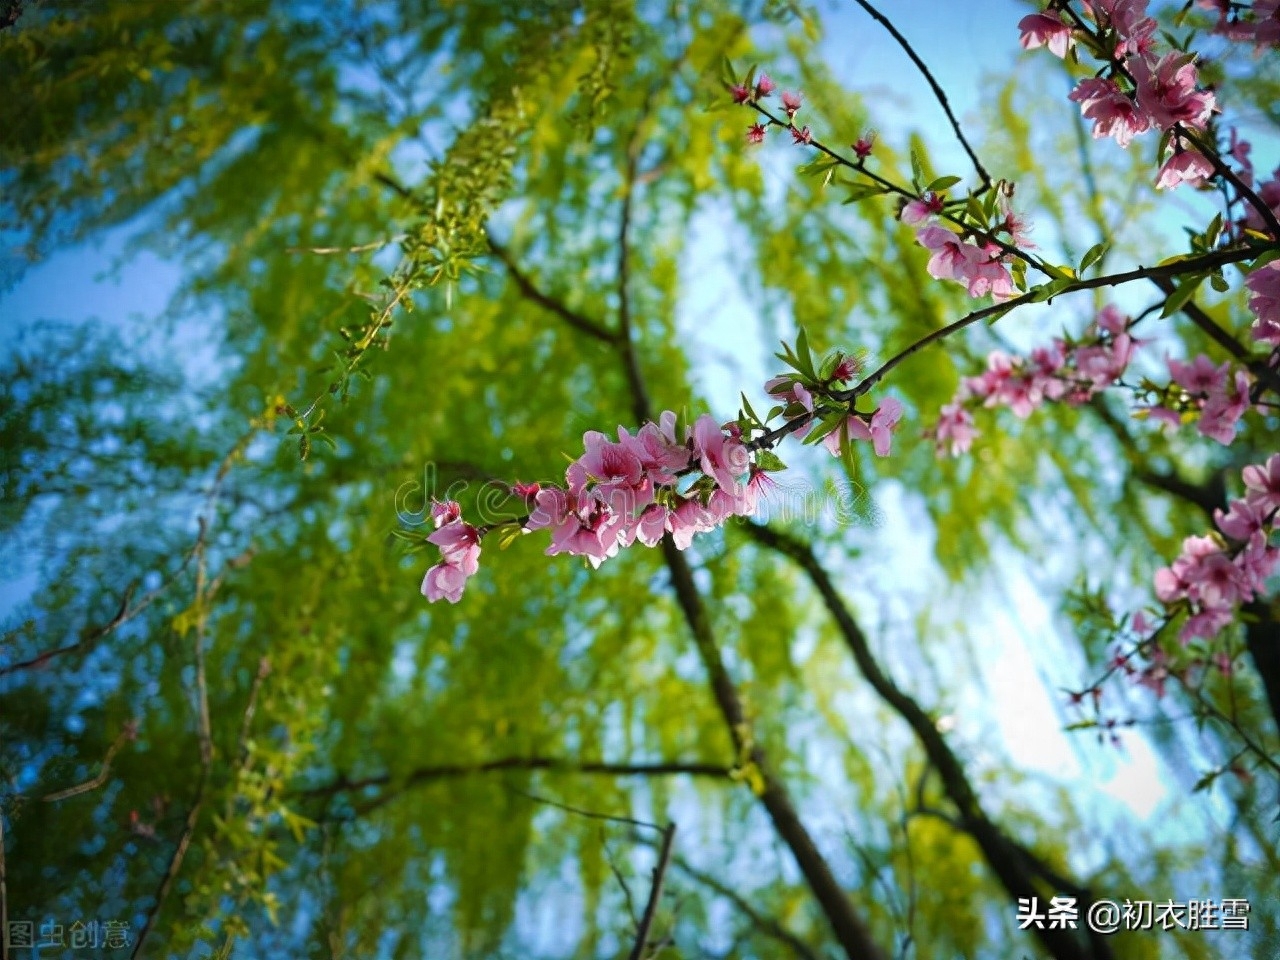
[926,305,1137,455]
[1153,454,1280,643]
[1199,0,1280,53]
[421,347,905,602]
[1246,260,1280,347]
[421,501,483,603]
[903,194,1022,302]
[1141,353,1255,445]
[1022,1,1220,189]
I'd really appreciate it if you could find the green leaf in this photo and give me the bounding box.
[1160,273,1208,317]
[755,450,787,472]
[841,183,890,204]
[910,146,925,190]
[925,175,961,193]
[1078,242,1108,274]
[794,327,818,380]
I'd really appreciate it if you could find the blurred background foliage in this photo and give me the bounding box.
[1,0,1277,958]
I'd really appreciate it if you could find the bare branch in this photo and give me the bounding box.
[488,237,619,344]
[849,0,992,189]
[41,722,136,804]
[299,756,732,801]
[628,822,676,960]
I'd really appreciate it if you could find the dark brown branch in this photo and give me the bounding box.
[628,822,676,960]
[0,583,136,677]
[742,522,1114,960]
[849,0,991,188]
[488,237,619,344]
[299,757,733,800]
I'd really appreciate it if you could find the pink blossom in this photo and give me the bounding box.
[915,226,1015,300]
[930,401,978,457]
[852,132,876,159]
[1242,453,1280,513]
[1228,128,1254,182]
[668,497,711,550]
[1214,497,1267,541]
[628,503,671,548]
[1168,354,1228,394]
[832,355,861,382]
[1131,53,1216,131]
[511,481,540,499]
[422,560,474,603]
[1143,405,1183,430]
[746,123,767,145]
[1236,531,1280,596]
[1155,146,1214,189]
[730,83,751,104]
[781,90,802,118]
[427,519,481,570]
[1018,11,1074,57]
[1074,333,1134,388]
[1245,261,1280,346]
[1136,648,1169,698]
[1091,0,1153,38]
[1000,207,1035,248]
[431,500,461,526]
[830,397,903,457]
[1069,77,1151,147]
[1242,169,1280,236]
[422,514,482,604]
[567,430,652,512]
[902,192,945,225]
[624,411,692,486]
[755,72,775,98]
[790,125,813,146]
[1186,550,1247,608]
[691,414,750,494]
[1180,605,1234,643]
[1197,370,1252,445]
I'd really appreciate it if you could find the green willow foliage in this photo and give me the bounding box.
[1,1,1277,959]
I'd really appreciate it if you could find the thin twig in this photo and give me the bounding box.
[488,237,619,343]
[628,822,676,960]
[834,244,1267,402]
[509,786,663,832]
[849,0,991,188]
[655,848,821,960]
[41,723,136,803]
[287,236,405,256]
[604,836,641,929]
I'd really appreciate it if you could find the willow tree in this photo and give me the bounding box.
[1,1,1277,958]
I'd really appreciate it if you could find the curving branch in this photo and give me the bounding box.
[849,0,992,189]
[742,521,1115,960]
[488,237,620,344]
